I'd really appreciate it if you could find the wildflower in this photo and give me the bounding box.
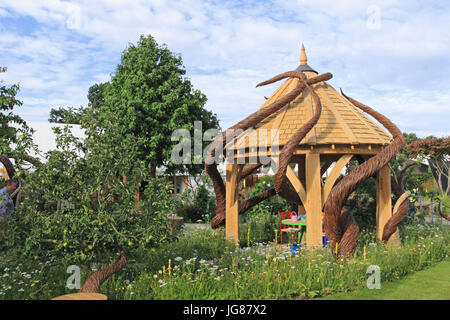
[174,256,183,262]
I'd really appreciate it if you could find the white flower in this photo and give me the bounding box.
[175,256,183,262]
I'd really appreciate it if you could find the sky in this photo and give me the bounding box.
[1,0,449,138]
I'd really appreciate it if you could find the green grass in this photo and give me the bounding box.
[317,258,450,300]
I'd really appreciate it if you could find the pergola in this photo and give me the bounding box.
[221,46,396,248]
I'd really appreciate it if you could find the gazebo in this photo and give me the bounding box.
[207,45,408,254]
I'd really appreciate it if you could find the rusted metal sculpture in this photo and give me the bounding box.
[205,65,410,258]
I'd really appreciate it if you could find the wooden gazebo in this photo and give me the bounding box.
[219,45,397,249]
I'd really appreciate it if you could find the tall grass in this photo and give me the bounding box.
[101,218,448,300]
[0,217,448,300]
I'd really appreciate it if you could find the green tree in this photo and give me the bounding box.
[0,67,39,174]
[406,136,450,195]
[0,67,26,143]
[2,118,179,263]
[98,34,219,177]
[48,106,86,124]
[48,82,108,124]
[87,82,108,110]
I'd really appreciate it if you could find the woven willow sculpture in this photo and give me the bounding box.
[205,48,410,258]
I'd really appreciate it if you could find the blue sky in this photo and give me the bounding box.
[1,0,449,137]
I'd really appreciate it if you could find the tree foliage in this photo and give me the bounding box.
[1,120,179,264]
[0,67,39,175]
[98,35,219,176]
[406,136,450,195]
[48,106,86,124]
[48,82,108,124]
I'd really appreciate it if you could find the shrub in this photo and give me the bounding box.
[0,124,182,264]
[239,211,278,247]
[176,204,204,223]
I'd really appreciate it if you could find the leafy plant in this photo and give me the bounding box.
[0,67,40,173]
[1,116,180,264]
[96,34,219,177]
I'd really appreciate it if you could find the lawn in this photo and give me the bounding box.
[316,258,450,300]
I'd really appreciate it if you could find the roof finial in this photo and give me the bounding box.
[300,43,307,65]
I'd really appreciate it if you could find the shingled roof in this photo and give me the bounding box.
[227,45,392,153]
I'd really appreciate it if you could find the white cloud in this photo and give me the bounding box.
[0,0,449,137]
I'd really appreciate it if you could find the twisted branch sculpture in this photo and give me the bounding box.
[206,68,409,259]
[207,71,332,228]
[79,247,127,293]
[322,90,409,257]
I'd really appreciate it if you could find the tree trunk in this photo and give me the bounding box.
[149,166,156,179]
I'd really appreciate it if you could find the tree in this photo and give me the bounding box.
[87,82,108,110]
[0,67,26,143]
[406,137,450,195]
[0,67,40,173]
[49,82,108,124]
[3,114,179,264]
[389,132,422,197]
[98,35,219,177]
[48,106,86,124]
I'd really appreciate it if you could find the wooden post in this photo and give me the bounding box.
[297,157,307,215]
[305,152,323,248]
[376,165,392,241]
[225,163,242,245]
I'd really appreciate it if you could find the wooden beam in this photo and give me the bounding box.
[322,154,353,206]
[305,152,323,248]
[320,160,334,177]
[226,163,242,245]
[376,165,392,241]
[0,166,9,180]
[286,165,307,205]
